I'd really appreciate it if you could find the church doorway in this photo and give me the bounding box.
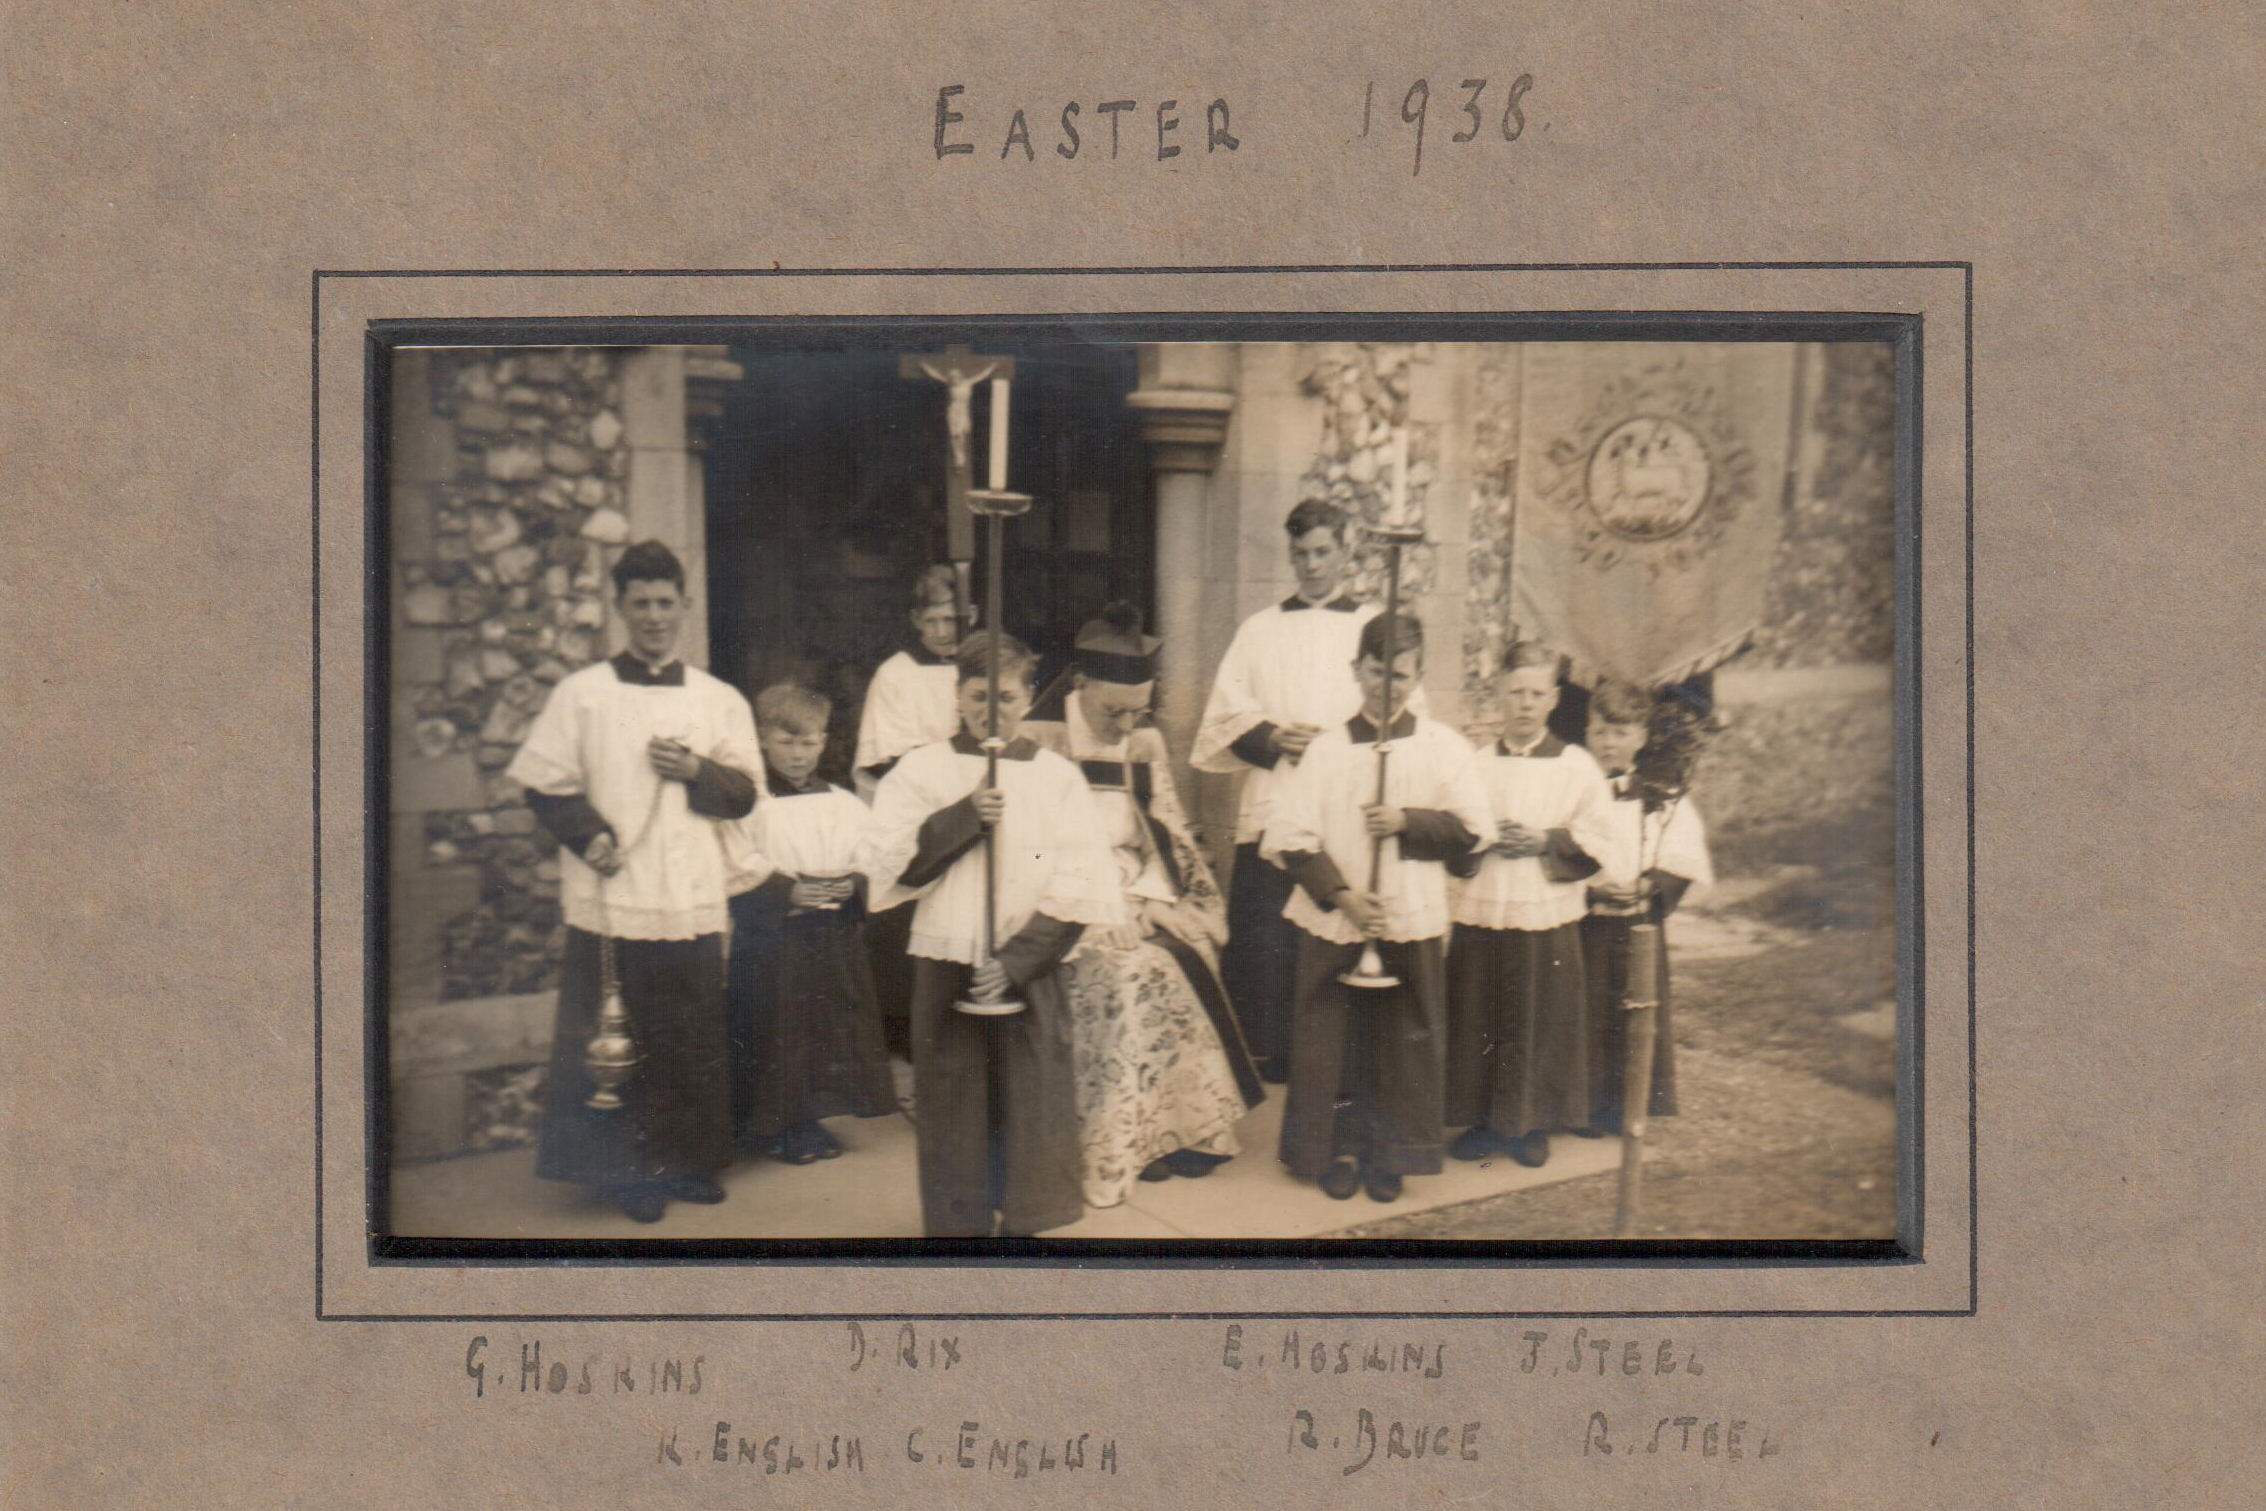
[700,342,1150,785]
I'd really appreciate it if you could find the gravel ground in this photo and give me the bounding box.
[1330,886,1900,1241]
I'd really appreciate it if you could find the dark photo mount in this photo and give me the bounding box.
[325,269,1960,1313]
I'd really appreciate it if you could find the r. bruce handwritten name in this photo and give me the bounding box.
[1289,1409,1484,1476]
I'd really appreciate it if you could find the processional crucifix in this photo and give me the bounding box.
[900,344,1019,625]
[900,343,1039,1017]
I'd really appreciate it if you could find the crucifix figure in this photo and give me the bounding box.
[917,355,1000,476]
[900,344,1018,581]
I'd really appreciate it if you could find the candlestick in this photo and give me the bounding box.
[988,377,1009,490]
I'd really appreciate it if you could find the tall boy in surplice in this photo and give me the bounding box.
[1260,612,1491,1205]
[1196,500,1422,1083]
[506,541,761,1225]
[859,634,1122,1236]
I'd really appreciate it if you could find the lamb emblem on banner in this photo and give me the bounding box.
[1587,415,1712,540]
[1543,361,1760,572]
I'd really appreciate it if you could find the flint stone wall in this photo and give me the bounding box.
[394,348,633,1004]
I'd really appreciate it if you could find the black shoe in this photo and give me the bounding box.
[1163,1149,1228,1179]
[1571,1126,1610,1140]
[607,1185,668,1223]
[1450,1126,1500,1162]
[1318,1157,1362,1200]
[1138,1158,1175,1183]
[770,1129,821,1166]
[662,1174,726,1204]
[1509,1130,1552,1168]
[805,1123,844,1160]
[1364,1168,1404,1203]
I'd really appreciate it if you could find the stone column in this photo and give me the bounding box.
[617,347,709,668]
[1127,345,1238,784]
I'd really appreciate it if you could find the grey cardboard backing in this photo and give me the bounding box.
[2,5,2260,1507]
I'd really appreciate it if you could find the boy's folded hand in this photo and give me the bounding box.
[1494,821,1546,858]
[1362,803,1407,838]
[582,832,625,876]
[1273,721,1322,760]
[974,787,1006,826]
[647,736,703,782]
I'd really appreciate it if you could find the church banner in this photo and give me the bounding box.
[1509,343,1798,688]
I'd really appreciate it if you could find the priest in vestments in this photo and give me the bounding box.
[506,542,761,1225]
[1024,606,1264,1207]
[858,633,1123,1236]
[1194,499,1422,1082]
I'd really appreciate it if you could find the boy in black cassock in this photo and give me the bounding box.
[858,635,1122,1236]
[721,684,898,1166]
[1579,680,1716,1135]
[1444,642,1626,1169]
[1259,613,1492,1204]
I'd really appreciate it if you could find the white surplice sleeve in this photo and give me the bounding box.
[1432,728,1497,865]
[1257,735,1329,868]
[1192,617,1267,775]
[853,654,934,773]
[1561,745,1636,889]
[702,680,762,785]
[1032,756,1128,930]
[854,742,959,908]
[1653,797,1715,892]
[504,673,587,796]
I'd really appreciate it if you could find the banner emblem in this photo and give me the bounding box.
[1586,415,1712,541]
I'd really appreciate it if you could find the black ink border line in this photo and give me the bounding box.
[313,261,1976,1322]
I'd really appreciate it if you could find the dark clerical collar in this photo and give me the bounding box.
[1282,593,1361,613]
[1498,733,1566,759]
[950,730,1039,761]
[765,764,828,796]
[1348,710,1418,743]
[906,640,954,667]
[611,652,685,687]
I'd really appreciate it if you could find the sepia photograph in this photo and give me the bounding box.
[376,328,1907,1247]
